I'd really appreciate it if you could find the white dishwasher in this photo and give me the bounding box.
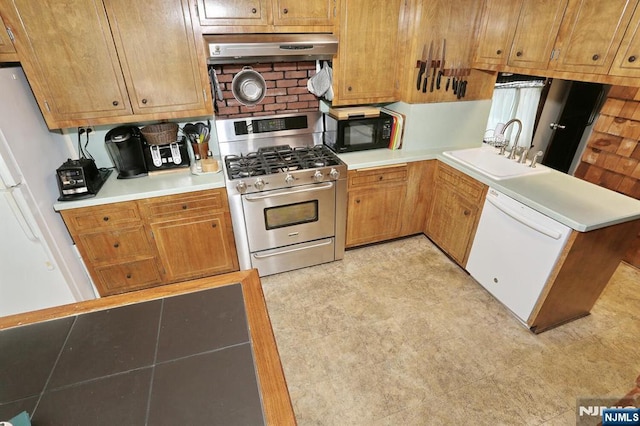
[466,188,572,323]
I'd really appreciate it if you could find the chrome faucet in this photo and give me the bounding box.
[498,119,523,159]
[518,147,529,164]
[530,150,544,168]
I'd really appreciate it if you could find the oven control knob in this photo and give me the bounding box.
[254,178,265,191]
[313,170,324,182]
[236,180,247,194]
[329,168,340,180]
[284,174,295,186]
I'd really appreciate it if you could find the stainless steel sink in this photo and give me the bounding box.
[442,146,550,181]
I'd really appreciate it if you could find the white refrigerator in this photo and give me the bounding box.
[0,66,96,317]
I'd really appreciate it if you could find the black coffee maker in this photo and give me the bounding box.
[105,126,148,179]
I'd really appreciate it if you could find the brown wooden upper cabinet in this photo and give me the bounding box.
[331,0,405,105]
[610,3,640,76]
[475,0,640,76]
[507,0,569,69]
[0,13,16,57]
[474,0,524,66]
[3,0,212,129]
[195,0,335,28]
[549,0,637,74]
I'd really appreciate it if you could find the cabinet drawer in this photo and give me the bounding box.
[78,226,154,263]
[94,258,163,295]
[348,165,408,188]
[61,201,142,232]
[139,189,228,218]
[435,163,485,202]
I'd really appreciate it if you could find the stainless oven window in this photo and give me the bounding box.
[264,200,319,230]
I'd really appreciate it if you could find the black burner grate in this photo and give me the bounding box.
[224,145,341,180]
[225,153,268,179]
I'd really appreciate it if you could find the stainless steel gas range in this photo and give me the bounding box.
[216,112,347,276]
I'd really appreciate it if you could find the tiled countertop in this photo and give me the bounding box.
[0,270,294,425]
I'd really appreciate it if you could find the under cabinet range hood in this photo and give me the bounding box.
[205,34,338,64]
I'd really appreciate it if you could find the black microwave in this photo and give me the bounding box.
[323,112,393,153]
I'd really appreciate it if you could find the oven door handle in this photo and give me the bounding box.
[244,182,334,201]
[252,238,333,259]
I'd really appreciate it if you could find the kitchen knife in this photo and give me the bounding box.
[416,44,427,91]
[436,39,445,90]
[430,43,438,92]
[452,65,458,94]
[445,67,450,91]
[422,41,433,93]
[461,69,468,98]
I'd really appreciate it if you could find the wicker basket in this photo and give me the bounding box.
[140,123,178,145]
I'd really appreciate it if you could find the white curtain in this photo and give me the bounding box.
[486,85,543,148]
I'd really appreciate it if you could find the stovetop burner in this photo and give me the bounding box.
[224,144,341,180]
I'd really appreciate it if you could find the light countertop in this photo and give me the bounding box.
[52,146,640,233]
[336,147,450,169]
[53,168,225,211]
[437,153,640,232]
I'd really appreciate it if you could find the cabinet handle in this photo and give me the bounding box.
[516,51,523,57]
[355,199,360,204]
[126,273,132,279]
[629,55,637,63]
[113,242,119,248]
[212,223,217,228]
[496,49,502,55]
[182,204,188,209]
[348,86,352,91]
[378,176,383,181]
[103,216,110,221]
[592,54,599,61]
[112,100,119,106]
[141,98,148,104]
[463,209,470,216]
[251,7,257,13]
[283,8,288,14]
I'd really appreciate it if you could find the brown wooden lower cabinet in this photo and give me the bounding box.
[345,161,434,248]
[528,218,640,333]
[149,213,238,282]
[425,162,488,266]
[60,188,239,296]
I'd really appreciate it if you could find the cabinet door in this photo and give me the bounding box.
[474,0,523,65]
[272,0,334,26]
[0,14,16,55]
[550,0,637,74]
[9,0,132,123]
[332,0,404,105]
[196,0,268,26]
[104,0,210,114]
[508,0,568,69]
[610,2,640,77]
[427,184,479,265]
[151,213,239,281]
[346,184,406,247]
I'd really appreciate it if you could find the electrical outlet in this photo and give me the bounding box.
[77,126,94,135]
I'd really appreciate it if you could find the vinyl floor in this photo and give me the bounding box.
[261,235,640,426]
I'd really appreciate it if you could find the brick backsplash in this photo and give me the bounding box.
[210,62,320,119]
